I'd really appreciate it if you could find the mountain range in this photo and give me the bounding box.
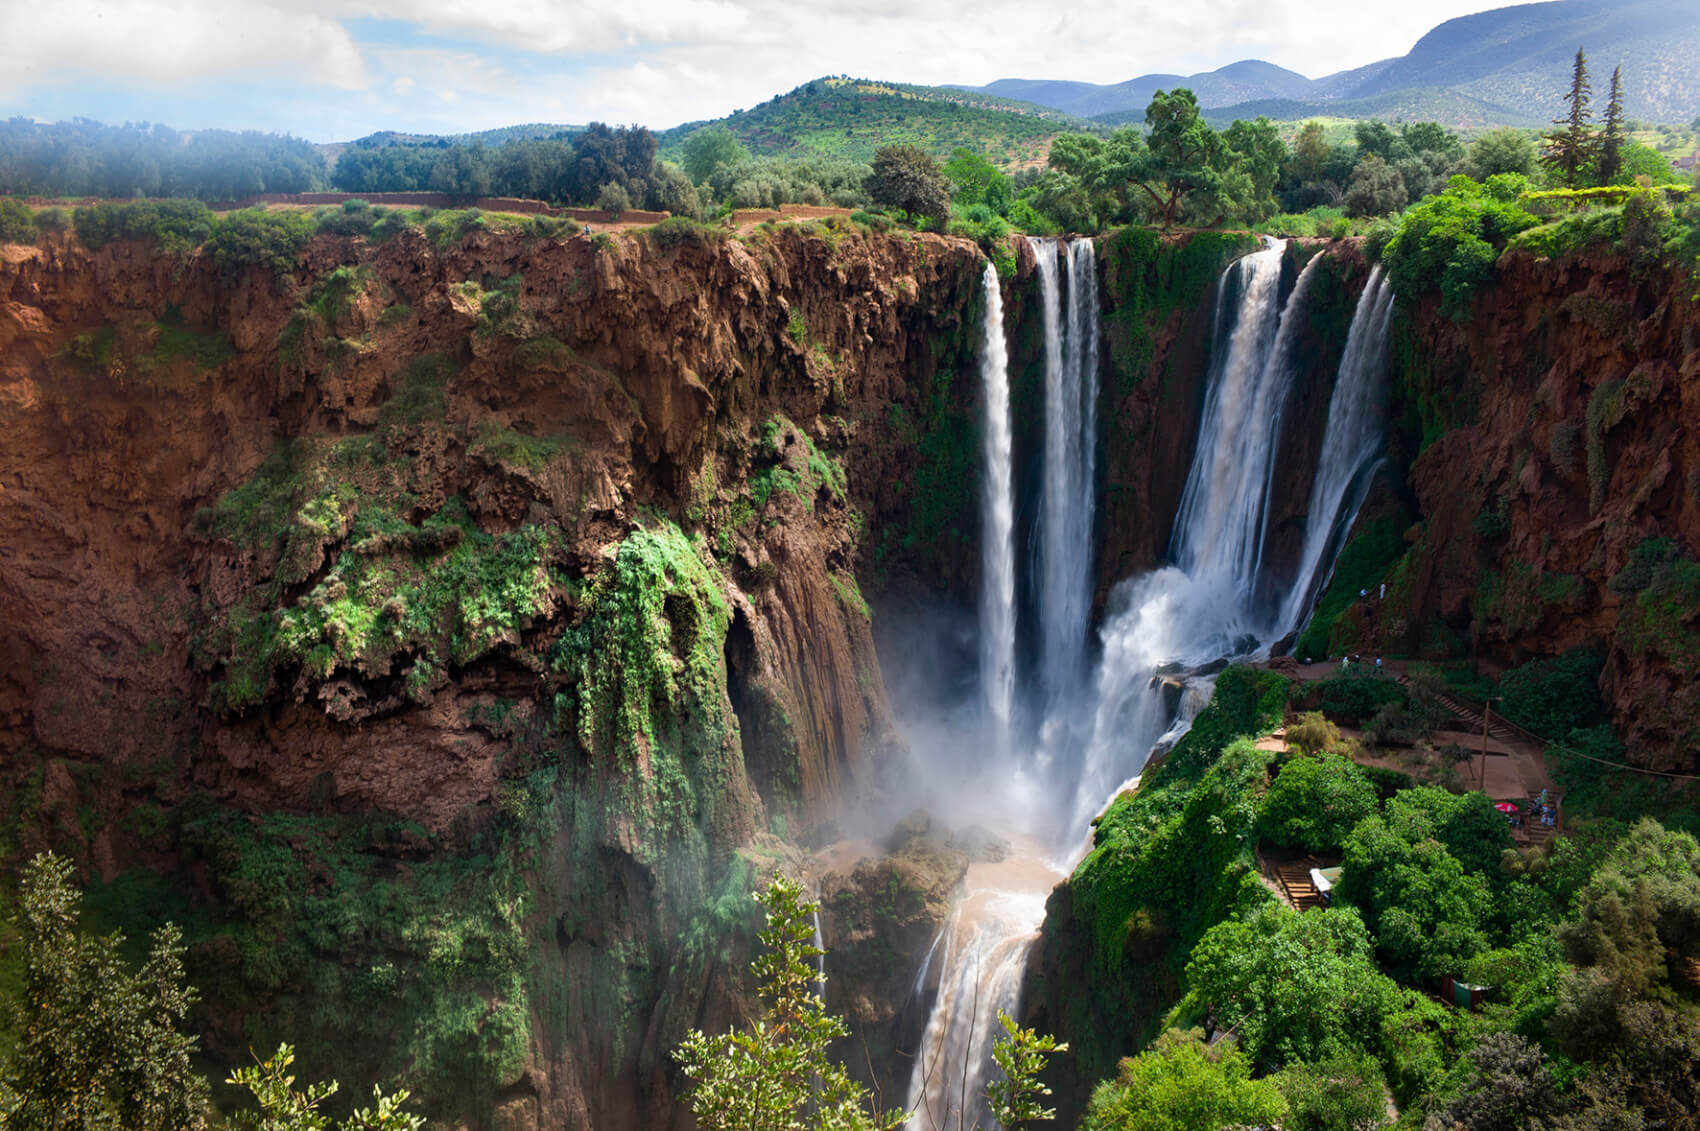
[952,0,1700,127]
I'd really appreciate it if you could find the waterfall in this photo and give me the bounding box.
[1066,240,1318,829]
[902,239,1392,1124]
[1033,237,1098,701]
[977,263,1017,737]
[903,861,1058,1131]
[1278,266,1397,640]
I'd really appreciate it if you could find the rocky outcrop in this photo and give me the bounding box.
[0,219,984,1127]
[1330,246,1700,769]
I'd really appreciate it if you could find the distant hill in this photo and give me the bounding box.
[954,0,1700,127]
[656,77,1102,168]
[961,60,1316,120]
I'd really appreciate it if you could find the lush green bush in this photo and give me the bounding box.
[73,198,215,252]
[1496,646,1605,738]
[1259,751,1379,851]
[314,198,376,237]
[647,215,724,252]
[1186,904,1398,1064]
[206,207,314,276]
[1274,1050,1390,1131]
[1314,670,1408,723]
[1081,1028,1287,1131]
[0,197,36,243]
[1382,175,1538,319]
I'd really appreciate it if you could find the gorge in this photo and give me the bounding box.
[2,204,1698,1129]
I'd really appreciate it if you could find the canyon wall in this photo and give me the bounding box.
[0,219,984,1127]
[1322,246,1700,769]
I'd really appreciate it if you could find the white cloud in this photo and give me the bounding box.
[1,0,366,91]
[0,0,1529,137]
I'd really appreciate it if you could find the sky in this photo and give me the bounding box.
[1,0,1520,142]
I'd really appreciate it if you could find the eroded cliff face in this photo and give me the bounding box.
[1329,247,1700,768]
[0,221,984,1127]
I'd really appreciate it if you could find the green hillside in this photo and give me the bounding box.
[657,77,1104,169]
[1175,86,1545,132]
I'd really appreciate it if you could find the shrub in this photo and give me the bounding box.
[314,198,376,237]
[422,208,486,249]
[207,207,314,276]
[1497,647,1605,738]
[648,215,721,252]
[595,181,632,216]
[73,199,215,252]
[1081,1028,1287,1131]
[1382,175,1537,319]
[0,196,36,243]
[1259,751,1379,852]
[1315,671,1408,722]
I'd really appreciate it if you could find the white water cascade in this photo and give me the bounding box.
[1277,265,1397,639]
[903,239,1398,1125]
[977,262,1017,738]
[1067,239,1316,831]
[1034,238,1099,702]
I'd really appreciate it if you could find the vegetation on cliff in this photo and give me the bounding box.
[1042,665,1700,1130]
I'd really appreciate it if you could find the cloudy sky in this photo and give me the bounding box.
[2,0,1515,141]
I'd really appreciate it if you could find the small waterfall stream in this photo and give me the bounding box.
[1278,265,1397,639]
[977,262,1017,740]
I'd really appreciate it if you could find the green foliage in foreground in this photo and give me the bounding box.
[1081,1028,1286,1131]
[675,876,902,1131]
[1,852,429,1130]
[226,1044,423,1131]
[1,853,208,1130]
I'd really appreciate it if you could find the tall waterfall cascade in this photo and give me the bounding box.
[977,262,1017,739]
[1034,238,1100,703]
[905,238,1397,1126]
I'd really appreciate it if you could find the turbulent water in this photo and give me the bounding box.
[977,262,1017,740]
[904,238,1396,1123]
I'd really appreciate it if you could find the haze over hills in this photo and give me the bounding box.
[954,0,1700,127]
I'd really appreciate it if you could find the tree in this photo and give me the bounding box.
[1080,1028,1287,1131]
[1221,117,1286,223]
[673,876,903,1131]
[866,145,951,225]
[1598,66,1626,184]
[943,148,1012,215]
[1,852,209,1130]
[1465,128,1538,181]
[1344,153,1409,218]
[987,1010,1068,1126]
[1431,1032,1561,1131]
[1186,906,1397,1065]
[1543,47,1596,187]
[226,1044,424,1131]
[681,124,749,185]
[1259,751,1379,851]
[1132,89,1228,229]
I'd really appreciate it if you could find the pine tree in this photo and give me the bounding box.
[1598,65,1626,184]
[1542,47,1595,187]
